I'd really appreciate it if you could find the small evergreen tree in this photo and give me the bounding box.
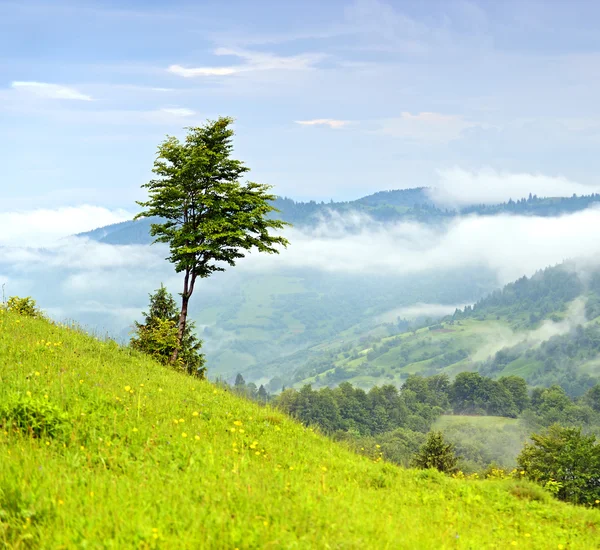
[258,384,268,403]
[131,285,206,378]
[411,431,460,473]
[234,373,246,389]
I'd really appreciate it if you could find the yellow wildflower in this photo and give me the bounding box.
[181,433,187,438]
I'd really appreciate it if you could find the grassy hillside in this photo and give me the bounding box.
[286,265,600,394]
[2,310,599,548]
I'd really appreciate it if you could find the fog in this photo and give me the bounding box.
[3,204,600,346]
[472,298,588,361]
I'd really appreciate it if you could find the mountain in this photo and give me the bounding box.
[67,189,600,383]
[282,263,600,396]
[2,308,598,547]
[78,189,600,245]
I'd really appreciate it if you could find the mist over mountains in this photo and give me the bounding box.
[3,187,600,386]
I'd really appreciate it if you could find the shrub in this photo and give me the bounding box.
[412,431,460,474]
[5,296,40,318]
[517,424,600,505]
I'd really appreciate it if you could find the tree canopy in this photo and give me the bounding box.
[136,117,289,363]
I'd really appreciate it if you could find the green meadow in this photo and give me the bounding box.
[1,309,599,548]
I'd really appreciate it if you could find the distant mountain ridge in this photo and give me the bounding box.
[78,188,600,246]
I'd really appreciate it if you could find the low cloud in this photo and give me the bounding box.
[472,298,588,361]
[11,81,92,101]
[379,303,469,323]
[430,168,600,206]
[241,205,600,285]
[295,119,349,129]
[0,206,132,247]
[4,205,600,351]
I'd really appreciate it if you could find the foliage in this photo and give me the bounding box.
[131,285,206,377]
[517,424,600,505]
[135,117,289,362]
[5,296,41,318]
[2,308,600,548]
[273,381,442,436]
[411,431,460,473]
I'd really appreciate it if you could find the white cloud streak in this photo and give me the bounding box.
[168,48,325,77]
[159,107,195,117]
[295,119,349,129]
[11,81,93,101]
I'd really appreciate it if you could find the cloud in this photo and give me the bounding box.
[429,168,600,206]
[168,48,325,77]
[380,112,474,142]
[0,206,133,247]
[295,119,349,129]
[11,81,92,101]
[379,302,469,322]
[168,65,238,77]
[5,205,600,362]
[240,206,600,285]
[159,107,196,117]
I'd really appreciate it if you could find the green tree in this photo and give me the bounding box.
[257,384,268,403]
[234,373,246,391]
[6,296,41,318]
[517,424,600,505]
[131,284,205,377]
[411,431,460,473]
[136,117,289,363]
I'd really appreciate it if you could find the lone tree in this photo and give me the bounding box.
[131,284,205,377]
[136,117,289,364]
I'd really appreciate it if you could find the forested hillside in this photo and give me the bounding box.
[277,263,600,396]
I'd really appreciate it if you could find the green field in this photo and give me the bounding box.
[433,415,522,431]
[2,309,600,548]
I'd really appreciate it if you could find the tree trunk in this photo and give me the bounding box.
[171,269,197,364]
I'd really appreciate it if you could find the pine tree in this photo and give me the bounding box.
[257,385,268,403]
[411,431,460,473]
[234,373,246,389]
[131,284,206,378]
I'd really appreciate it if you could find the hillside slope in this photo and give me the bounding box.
[286,264,600,395]
[1,310,599,548]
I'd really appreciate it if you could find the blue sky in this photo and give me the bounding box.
[3,0,600,216]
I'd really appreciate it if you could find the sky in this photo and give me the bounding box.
[4,0,600,229]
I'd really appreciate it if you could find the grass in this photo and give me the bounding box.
[433,415,522,431]
[1,309,600,548]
